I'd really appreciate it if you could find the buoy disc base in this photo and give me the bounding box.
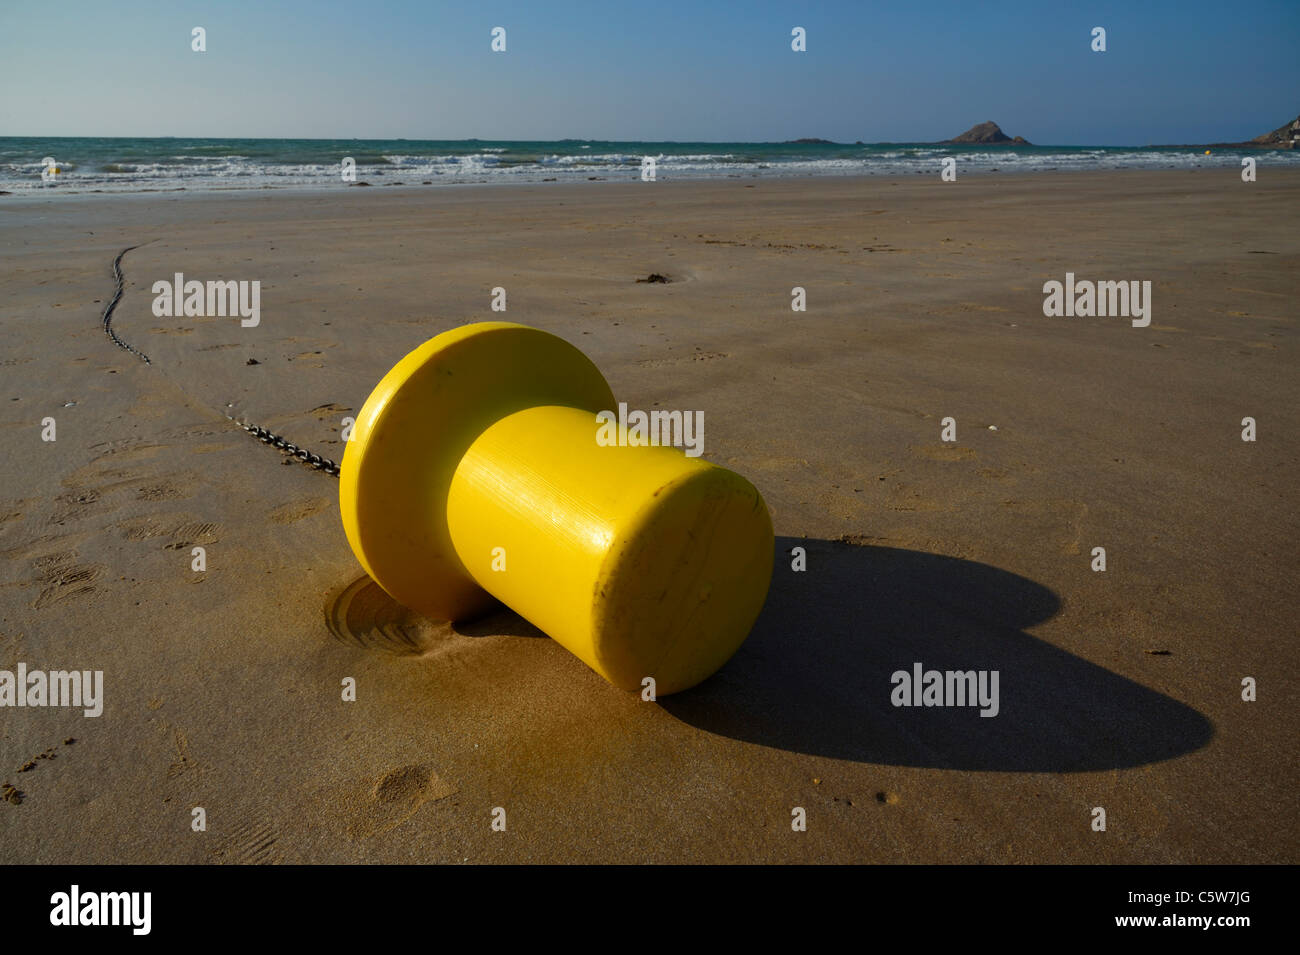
[339,322,616,621]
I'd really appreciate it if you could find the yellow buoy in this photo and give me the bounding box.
[339,322,774,694]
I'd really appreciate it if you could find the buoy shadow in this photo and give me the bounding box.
[660,537,1214,772]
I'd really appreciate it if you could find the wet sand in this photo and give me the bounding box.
[0,171,1296,863]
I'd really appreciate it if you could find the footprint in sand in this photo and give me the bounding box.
[0,533,85,563]
[347,764,458,840]
[49,489,106,524]
[134,480,190,502]
[56,446,198,511]
[30,550,102,610]
[161,521,220,550]
[209,816,283,865]
[165,728,200,779]
[268,498,330,524]
[117,515,221,549]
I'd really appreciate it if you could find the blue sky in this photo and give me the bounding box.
[2,0,1296,144]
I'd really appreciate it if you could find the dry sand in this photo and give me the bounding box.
[0,171,1296,863]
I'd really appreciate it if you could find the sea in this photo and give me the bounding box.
[2,137,1295,196]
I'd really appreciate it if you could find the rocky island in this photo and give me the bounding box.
[942,121,1031,145]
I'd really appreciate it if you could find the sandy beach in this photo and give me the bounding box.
[1,170,1296,863]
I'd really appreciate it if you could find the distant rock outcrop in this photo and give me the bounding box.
[1190,113,1300,149]
[1250,113,1300,148]
[943,121,1031,146]
[784,138,836,144]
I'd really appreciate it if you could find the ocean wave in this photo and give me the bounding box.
[3,141,1296,195]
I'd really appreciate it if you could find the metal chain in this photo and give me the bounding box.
[223,415,341,477]
[103,245,342,479]
[102,245,151,364]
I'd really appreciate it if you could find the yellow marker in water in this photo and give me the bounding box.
[339,322,774,695]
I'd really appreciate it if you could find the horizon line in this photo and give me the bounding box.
[0,134,1279,150]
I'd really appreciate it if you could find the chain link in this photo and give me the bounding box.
[224,415,341,477]
[103,245,342,479]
